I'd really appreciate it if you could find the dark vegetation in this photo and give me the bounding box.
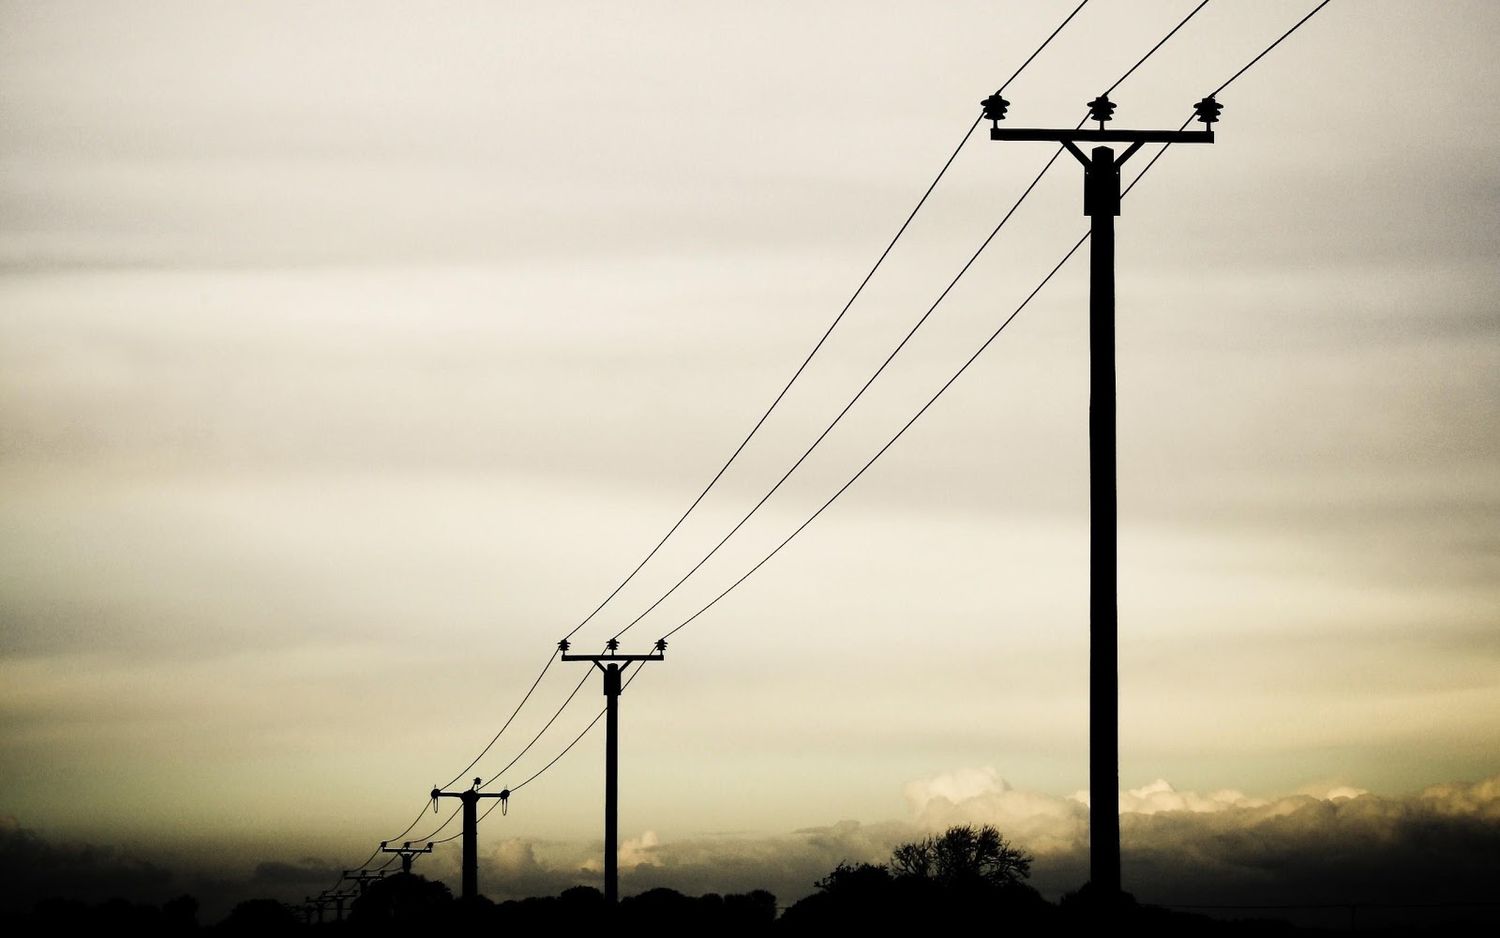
[6,824,1490,935]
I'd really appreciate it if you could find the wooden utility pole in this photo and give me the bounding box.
[984,89,1219,906]
[429,778,509,899]
[560,638,665,904]
[379,839,434,874]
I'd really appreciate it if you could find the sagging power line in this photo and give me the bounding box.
[328,1,1335,903]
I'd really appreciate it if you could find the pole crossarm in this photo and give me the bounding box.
[559,653,665,663]
[990,127,1212,144]
[379,839,434,874]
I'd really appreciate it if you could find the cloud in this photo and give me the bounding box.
[470,770,1500,917]
[249,857,340,886]
[0,816,175,911]
[898,769,1500,913]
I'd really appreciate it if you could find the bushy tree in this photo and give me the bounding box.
[889,823,1032,890]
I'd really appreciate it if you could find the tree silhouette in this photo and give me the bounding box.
[889,823,1032,890]
[782,826,1045,933]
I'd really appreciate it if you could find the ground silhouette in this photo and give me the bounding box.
[5,824,1495,934]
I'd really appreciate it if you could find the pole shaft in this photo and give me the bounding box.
[1087,145,1122,902]
[604,665,620,904]
[462,793,477,900]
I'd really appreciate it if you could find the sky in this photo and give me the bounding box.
[2,0,1498,920]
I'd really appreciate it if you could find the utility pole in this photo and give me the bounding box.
[559,638,666,904]
[429,777,509,900]
[311,887,357,923]
[342,868,387,895]
[334,887,359,921]
[379,839,435,874]
[982,89,1220,908]
[301,896,328,925]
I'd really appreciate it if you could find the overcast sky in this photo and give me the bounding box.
[2,0,1497,914]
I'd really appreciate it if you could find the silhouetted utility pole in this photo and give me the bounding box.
[312,887,357,922]
[430,777,509,900]
[983,90,1220,906]
[560,638,666,904]
[379,839,434,874]
[343,868,387,895]
[301,896,329,925]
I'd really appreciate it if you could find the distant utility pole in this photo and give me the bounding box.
[560,638,666,905]
[379,839,435,874]
[301,896,330,925]
[342,868,387,895]
[316,887,358,922]
[982,89,1220,906]
[430,777,509,900]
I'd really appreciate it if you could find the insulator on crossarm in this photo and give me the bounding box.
[1087,94,1116,127]
[605,638,620,652]
[980,90,1010,128]
[654,638,667,653]
[557,638,570,653]
[500,789,511,815]
[1193,95,1223,125]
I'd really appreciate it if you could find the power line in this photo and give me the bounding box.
[331,0,1335,879]
[351,7,1232,872]
[327,0,1098,880]
[661,233,1089,643]
[608,0,1215,647]
[1103,0,1210,95]
[656,0,1335,645]
[559,0,1093,647]
[476,668,592,790]
[328,2,1097,879]
[1210,0,1332,97]
[439,650,558,790]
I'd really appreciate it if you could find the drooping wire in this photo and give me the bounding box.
[511,663,649,795]
[1102,0,1211,96]
[475,667,593,790]
[336,6,1099,877]
[439,650,558,790]
[1209,0,1332,97]
[654,0,1337,645]
[406,805,463,844]
[559,1,1093,647]
[607,0,1215,646]
[659,235,1089,643]
[431,664,651,843]
[340,2,1101,877]
[331,0,1103,877]
[334,0,1343,875]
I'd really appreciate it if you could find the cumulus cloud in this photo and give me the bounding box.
[898,769,1500,914]
[6,772,1498,927]
[472,770,1500,916]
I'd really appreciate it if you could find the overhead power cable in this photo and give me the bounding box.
[330,5,1095,878]
[332,1,1097,878]
[651,0,1334,646]
[402,1,1338,870]
[559,0,1093,647]
[607,0,1212,646]
[333,0,1342,877]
